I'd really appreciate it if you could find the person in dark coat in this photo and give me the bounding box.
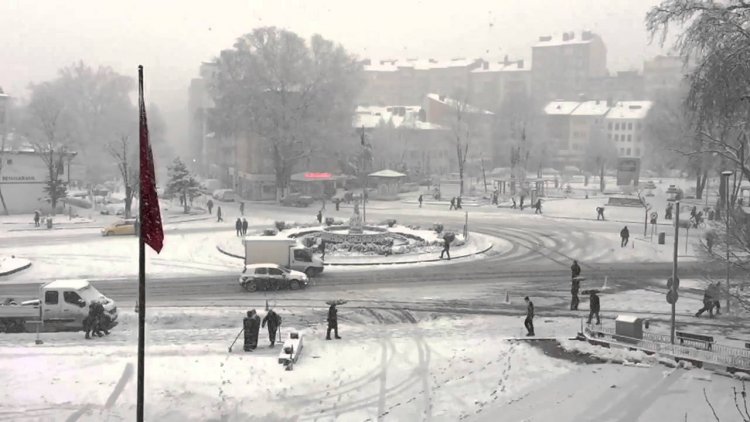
[519,196,525,210]
[524,296,535,336]
[334,198,341,211]
[316,210,323,224]
[571,277,581,310]
[596,207,605,220]
[326,303,341,340]
[319,239,327,260]
[262,309,282,347]
[695,288,715,318]
[418,194,423,208]
[665,203,672,220]
[456,197,462,209]
[217,206,223,222]
[587,291,601,324]
[511,197,517,209]
[449,197,456,210]
[690,206,697,219]
[33,210,40,227]
[235,218,243,237]
[243,309,261,351]
[207,199,214,215]
[570,260,582,310]
[534,199,542,214]
[239,201,245,216]
[712,282,722,315]
[440,236,451,260]
[620,226,630,247]
[241,218,248,236]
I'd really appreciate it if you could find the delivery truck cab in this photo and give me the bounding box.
[243,237,324,277]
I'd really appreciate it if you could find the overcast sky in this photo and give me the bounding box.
[1,0,672,150]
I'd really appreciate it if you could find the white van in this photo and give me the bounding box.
[212,189,236,202]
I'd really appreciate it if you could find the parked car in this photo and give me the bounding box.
[281,193,314,207]
[101,218,137,236]
[212,189,236,202]
[239,263,309,292]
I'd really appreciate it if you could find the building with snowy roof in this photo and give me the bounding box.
[469,58,531,111]
[531,31,608,103]
[542,99,652,167]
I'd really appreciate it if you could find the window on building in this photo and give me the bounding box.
[614,134,619,141]
[615,123,620,130]
[628,122,633,130]
[627,135,632,142]
[626,148,632,155]
[5,159,11,165]
[608,122,612,130]
[608,134,612,141]
[619,148,624,155]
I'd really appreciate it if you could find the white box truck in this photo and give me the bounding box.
[243,237,324,277]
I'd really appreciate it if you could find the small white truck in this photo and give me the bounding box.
[0,279,118,333]
[243,237,324,277]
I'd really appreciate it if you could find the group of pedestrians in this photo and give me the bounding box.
[449,197,463,210]
[695,282,723,318]
[242,308,282,351]
[239,303,340,351]
[235,217,249,237]
[84,301,112,339]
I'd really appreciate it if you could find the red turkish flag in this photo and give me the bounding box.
[138,66,164,253]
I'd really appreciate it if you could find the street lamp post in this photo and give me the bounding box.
[670,201,680,344]
[721,170,734,312]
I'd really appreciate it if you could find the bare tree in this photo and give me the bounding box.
[108,135,138,218]
[210,27,362,200]
[26,82,72,216]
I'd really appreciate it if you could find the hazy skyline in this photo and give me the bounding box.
[1,0,673,153]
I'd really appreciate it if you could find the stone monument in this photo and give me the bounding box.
[349,202,363,234]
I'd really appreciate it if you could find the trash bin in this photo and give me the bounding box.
[615,315,643,343]
[658,232,666,245]
[46,218,53,229]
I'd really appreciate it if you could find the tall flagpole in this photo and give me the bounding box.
[137,65,147,422]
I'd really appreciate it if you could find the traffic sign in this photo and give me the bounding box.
[666,289,678,304]
[667,276,680,290]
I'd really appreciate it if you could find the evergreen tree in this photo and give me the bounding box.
[165,157,201,214]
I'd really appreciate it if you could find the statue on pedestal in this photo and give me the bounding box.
[349,202,363,234]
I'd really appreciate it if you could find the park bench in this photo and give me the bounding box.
[676,331,714,350]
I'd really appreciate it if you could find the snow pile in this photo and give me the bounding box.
[0,256,31,276]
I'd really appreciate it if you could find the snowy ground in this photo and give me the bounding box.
[0,306,745,422]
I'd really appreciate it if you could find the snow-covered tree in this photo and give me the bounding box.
[108,135,138,218]
[165,157,201,214]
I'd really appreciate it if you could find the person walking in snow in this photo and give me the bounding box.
[620,226,630,247]
[326,303,341,340]
[235,218,243,237]
[519,196,525,210]
[207,199,214,215]
[440,236,451,260]
[511,197,517,209]
[596,207,605,220]
[695,288,715,318]
[243,309,261,351]
[217,206,223,222]
[242,217,248,236]
[712,282,722,315]
[418,194,423,208]
[534,199,542,214]
[316,209,323,224]
[319,238,327,260]
[587,291,601,325]
[239,201,245,216]
[665,203,672,220]
[33,210,40,227]
[456,197,462,210]
[262,309,282,347]
[524,296,535,336]
[449,197,456,210]
[334,197,341,211]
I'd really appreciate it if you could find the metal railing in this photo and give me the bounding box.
[585,325,750,370]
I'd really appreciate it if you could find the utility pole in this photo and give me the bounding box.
[722,170,733,312]
[480,155,488,193]
[670,201,680,344]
